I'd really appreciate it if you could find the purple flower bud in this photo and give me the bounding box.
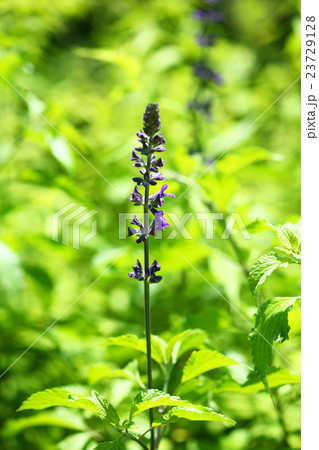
[131,150,145,167]
[149,211,169,235]
[129,186,143,205]
[196,34,216,47]
[130,215,143,228]
[151,133,166,152]
[136,131,149,143]
[150,172,164,185]
[149,259,162,283]
[128,259,144,281]
[150,157,165,171]
[143,103,162,137]
[149,184,176,208]
[193,64,223,84]
[128,215,148,243]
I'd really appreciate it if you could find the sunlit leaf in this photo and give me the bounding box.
[17,388,96,413]
[166,329,207,363]
[248,252,291,300]
[181,350,238,383]
[250,297,299,380]
[88,360,144,387]
[104,334,165,365]
[214,368,301,394]
[4,410,87,437]
[92,391,120,427]
[152,405,236,426]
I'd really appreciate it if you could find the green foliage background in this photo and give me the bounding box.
[0,0,300,448]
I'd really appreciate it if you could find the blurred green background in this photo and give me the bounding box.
[0,0,300,449]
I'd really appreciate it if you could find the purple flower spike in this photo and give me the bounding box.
[128,103,174,283]
[128,259,144,281]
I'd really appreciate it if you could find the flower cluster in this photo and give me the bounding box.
[188,0,224,129]
[128,103,175,283]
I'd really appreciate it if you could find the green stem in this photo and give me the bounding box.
[144,151,155,450]
[122,430,149,450]
[273,391,289,448]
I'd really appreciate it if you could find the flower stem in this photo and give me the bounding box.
[144,151,155,450]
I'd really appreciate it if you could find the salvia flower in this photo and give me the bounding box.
[128,103,174,283]
[149,260,162,283]
[128,259,144,281]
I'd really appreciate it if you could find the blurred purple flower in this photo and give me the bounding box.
[193,64,223,84]
[193,10,223,22]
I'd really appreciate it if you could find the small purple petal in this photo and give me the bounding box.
[130,215,143,228]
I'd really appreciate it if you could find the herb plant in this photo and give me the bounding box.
[17,105,238,449]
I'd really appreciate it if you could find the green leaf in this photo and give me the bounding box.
[92,391,120,427]
[250,297,299,380]
[181,350,238,383]
[248,252,291,300]
[94,441,125,450]
[130,390,192,419]
[17,388,96,413]
[216,147,278,175]
[276,225,301,261]
[4,410,87,437]
[166,329,207,363]
[57,432,94,450]
[88,360,144,388]
[153,405,236,426]
[104,334,165,365]
[246,218,276,234]
[214,368,301,394]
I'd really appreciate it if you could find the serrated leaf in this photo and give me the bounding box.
[276,225,301,260]
[181,350,238,383]
[166,329,207,363]
[94,441,125,450]
[104,334,165,365]
[153,405,235,426]
[88,360,144,388]
[130,390,192,419]
[250,297,299,380]
[92,391,119,427]
[248,252,291,300]
[17,389,96,413]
